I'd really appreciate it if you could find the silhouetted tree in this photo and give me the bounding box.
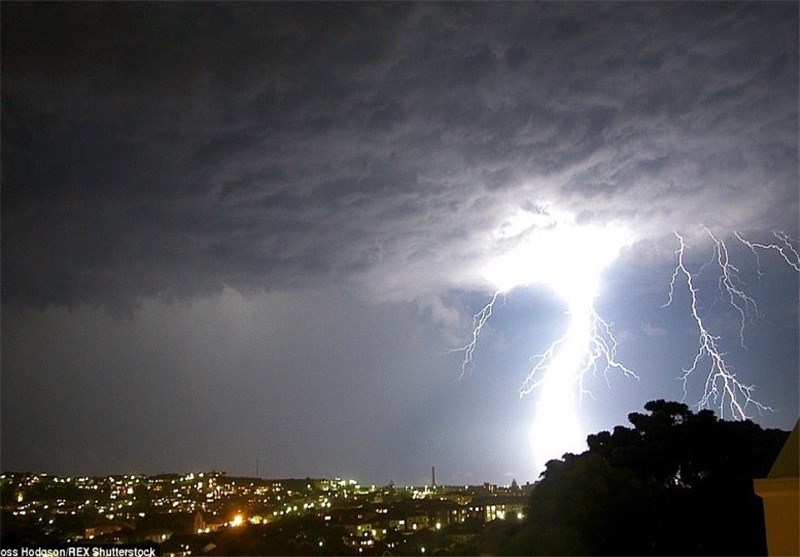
[503,400,789,556]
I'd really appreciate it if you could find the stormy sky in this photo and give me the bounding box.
[2,2,798,486]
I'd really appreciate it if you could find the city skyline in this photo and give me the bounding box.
[0,469,534,554]
[2,3,798,487]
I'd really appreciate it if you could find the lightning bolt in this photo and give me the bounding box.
[705,226,764,348]
[735,230,800,273]
[519,302,637,399]
[455,226,635,471]
[663,228,777,420]
[522,288,638,473]
[457,286,637,473]
[453,290,504,380]
[455,286,635,394]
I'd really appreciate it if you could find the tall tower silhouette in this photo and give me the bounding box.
[431,466,436,488]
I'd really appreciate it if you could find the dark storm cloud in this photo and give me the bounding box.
[2,2,797,312]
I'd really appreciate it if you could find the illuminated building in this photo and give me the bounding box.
[754,419,799,556]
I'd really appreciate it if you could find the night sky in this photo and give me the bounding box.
[2,2,798,487]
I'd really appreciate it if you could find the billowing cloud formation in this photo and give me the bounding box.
[3,3,797,313]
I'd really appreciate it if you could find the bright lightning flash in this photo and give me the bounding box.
[665,226,799,420]
[457,212,798,475]
[457,209,633,473]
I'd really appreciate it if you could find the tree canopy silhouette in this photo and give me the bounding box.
[503,400,789,556]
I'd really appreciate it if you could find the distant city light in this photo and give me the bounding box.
[2,471,532,551]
